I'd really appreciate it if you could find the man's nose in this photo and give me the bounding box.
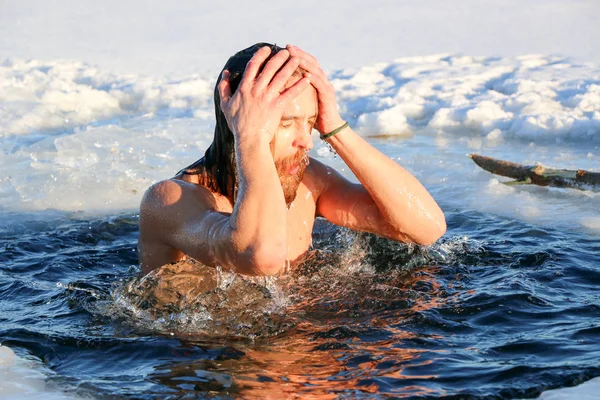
[293,123,314,150]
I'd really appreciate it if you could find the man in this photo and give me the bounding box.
[138,43,446,276]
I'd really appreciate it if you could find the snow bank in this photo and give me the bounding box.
[334,54,600,142]
[0,55,599,213]
[2,55,598,141]
[0,60,217,211]
[0,59,213,135]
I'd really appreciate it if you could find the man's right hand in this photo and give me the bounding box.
[218,46,310,147]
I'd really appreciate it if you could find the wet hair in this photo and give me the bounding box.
[177,42,291,197]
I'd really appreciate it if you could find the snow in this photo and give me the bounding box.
[538,377,600,400]
[0,345,75,400]
[1,55,598,214]
[335,54,600,141]
[1,0,599,397]
[0,59,213,135]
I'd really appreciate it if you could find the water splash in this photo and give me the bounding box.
[110,260,291,337]
[215,265,236,290]
[102,220,487,339]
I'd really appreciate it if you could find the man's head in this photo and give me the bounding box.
[185,43,317,205]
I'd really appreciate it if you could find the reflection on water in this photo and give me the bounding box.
[148,332,439,399]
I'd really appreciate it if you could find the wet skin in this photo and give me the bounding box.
[138,45,447,276]
[154,157,328,274]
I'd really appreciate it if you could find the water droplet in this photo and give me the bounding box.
[302,151,310,166]
[325,142,337,156]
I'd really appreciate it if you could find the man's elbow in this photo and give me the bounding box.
[390,215,446,246]
[241,245,287,276]
[415,216,447,246]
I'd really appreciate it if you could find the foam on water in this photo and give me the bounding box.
[108,260,293,338]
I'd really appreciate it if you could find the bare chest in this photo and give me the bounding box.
[211,183,317,264]
[285,185,318,262]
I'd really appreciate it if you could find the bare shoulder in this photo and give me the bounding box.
[138,178,225,270]
[305,157,346,195]
[140,178,218,233]
[141,179,186,209]
[306,157,333,175]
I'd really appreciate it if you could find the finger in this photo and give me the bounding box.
[303,69,331,95]
[278,76,311,105]
[254,49,291,90]
[298,58,328,82]
[287,44,320,66]
[268,56,301,93]
[286,45,328,84]
[218,70,232,110]
[239,46,271,90]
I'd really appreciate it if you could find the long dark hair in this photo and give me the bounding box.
[176,42,284,197]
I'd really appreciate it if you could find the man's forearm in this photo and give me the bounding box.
[285,44,444,243]
[327,126,446,244]
[229,138,288,273]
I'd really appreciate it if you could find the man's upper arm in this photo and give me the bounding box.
[139,179,234,270]
[312,160,412,242]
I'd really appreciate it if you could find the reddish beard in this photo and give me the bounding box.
[275,150,309,206]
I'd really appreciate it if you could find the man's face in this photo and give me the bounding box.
[271,75,318,205]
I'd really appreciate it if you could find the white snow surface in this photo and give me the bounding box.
[1,55,599,216]
[334,54,600,140]
[537,377,600,400]
[0,0,598,216]
[0,345,77,400]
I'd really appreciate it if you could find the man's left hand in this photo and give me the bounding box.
[287,45,345,135]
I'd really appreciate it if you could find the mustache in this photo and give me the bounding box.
[275,149,309,174]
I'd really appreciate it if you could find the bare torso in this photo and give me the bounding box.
[138,162,323,275]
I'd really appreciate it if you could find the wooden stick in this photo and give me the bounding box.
[469,154,600,191]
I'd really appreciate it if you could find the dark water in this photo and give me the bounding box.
[1,208,600,399]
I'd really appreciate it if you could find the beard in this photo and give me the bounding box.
[275,150,309,206]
